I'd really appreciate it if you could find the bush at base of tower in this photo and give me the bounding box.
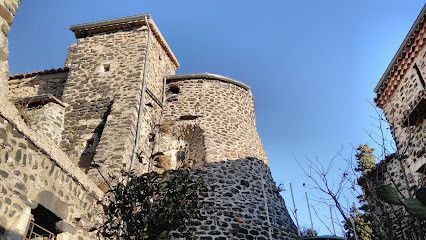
[97,160,207,239]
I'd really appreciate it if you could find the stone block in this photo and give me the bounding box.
[3,0,20,16]
[56,220,77,235]
[0,32,8,61]
[0,16,8,36]
[36,190,69,219]
[0,60,8,99]
[0,3,13,26]
[56,232,74,240]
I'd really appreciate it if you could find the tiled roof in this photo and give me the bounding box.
[9,67,69,80]
[375,4,426,107]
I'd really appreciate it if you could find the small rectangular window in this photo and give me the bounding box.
[103,64,110,72]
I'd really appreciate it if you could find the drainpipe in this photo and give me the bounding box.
[259,165,273,240]
[129,15,152,178]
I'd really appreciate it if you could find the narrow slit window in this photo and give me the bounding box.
[413,64,426,88]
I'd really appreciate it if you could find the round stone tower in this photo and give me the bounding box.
[159,73,297,239]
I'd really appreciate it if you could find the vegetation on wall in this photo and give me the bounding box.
[98,157,207,239]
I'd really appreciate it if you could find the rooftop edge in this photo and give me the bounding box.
[374,4,426,93]
[69,14,180,68]
[165,73,251,90]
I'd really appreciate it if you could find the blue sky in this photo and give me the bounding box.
[8,0,426,236]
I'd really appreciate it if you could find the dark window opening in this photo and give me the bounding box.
[169,85,180,94]
[413,64,426,88]
[103,64,110,72]
[178,115,199,121]
[31,204,61,236]
[176,150,186,162]
[85,139,95,150]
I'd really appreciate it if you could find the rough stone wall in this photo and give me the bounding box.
[159,75,296,238]
[361,155,426,240]
[0,0,20,102]
[0,1,105,239]
[195,158,297,239]
[8,72,68,100]
[28,102,65,146]
[135,27,176,171]
[62,23,176,190]
[160,76,267,164]
[381,45,426,187]
[369,20,426,240]
[61,26,149,177]
[0,114,102,240]
[6,72,68,145]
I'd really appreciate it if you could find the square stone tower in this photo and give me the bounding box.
[61,14,179,190]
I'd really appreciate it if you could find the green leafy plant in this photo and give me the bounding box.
[376,185,426,219]
[376,185,403,205]
[98,160,207,239]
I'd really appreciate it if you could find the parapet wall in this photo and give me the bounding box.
[0,110,103,239]
[160,73,267,164]
[8,70,68,101]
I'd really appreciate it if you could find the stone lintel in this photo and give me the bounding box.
[17,93,68,107]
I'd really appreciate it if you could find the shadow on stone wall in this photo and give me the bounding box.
[195,158,297,240]
[78,100,113,173]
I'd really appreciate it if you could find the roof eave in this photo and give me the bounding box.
[374,4,426,93]
[68,14,180,68]
[69,13,151,32]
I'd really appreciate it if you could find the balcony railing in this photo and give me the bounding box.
[23,219,56,240]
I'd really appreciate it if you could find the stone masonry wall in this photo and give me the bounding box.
[382,46,425,187]
[161,75,267,164]
[0,1,103,239]
[7,72,68,146]
[371,21,426,240]
[0,0,21,102]
[159,75,297,239]
[28,102,65,146]
[195,158,297,239]
[0,114,102,240]
[62,23,176,191]
[134,25,176,171]
[362,155,426,239]
[8,72,68,101]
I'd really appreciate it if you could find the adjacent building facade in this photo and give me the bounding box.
[365,4,426,239]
